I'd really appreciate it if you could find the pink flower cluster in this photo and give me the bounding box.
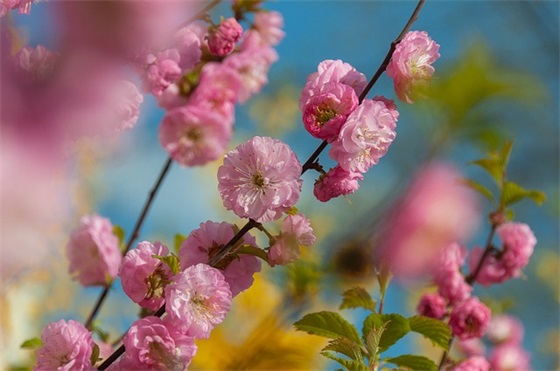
[66,214,122,287]
[469,222,537,286]
[0,0,34,17]
[299,60,398,202]
[386,31,440,103]
[268,213,316,266]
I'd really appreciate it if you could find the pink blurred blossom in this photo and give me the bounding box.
[453,356,490,371]
[449,297,491,340]
[119,241,172,311]
[302,82,359,141]
[0,0,33,17]
[253,10,285,46]
[141,49,182,96]
[158,105,232,166]
[489,343,531,371]
[207,17,243,56]
[66,214,122,287]
[386,30,440,103]
[456,338,486,357]
[416,293,447,319]
[178,221,261,297]
[268,213,316,266]
[217,136,303,223]
[165,263,231,338]
[313,165,363,202]
[434,243,472,305]
[35,319,94,371]
[375,162,480,278]
[329,99,397,173]
[486,314,524,345]
[119,316,197,370]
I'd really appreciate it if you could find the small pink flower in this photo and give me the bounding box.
[268,213,316,266]
[416,293,447,319]
[66,214,122,286]
[114,80,143,132]
[35,319,94,371]
[142,49,182,97]
[386,30,440,103]
[313,165,363,202]
[486,314,524,345]
[449,297,491,340]
[207,17,243,56]
[253,10,285,46]
[489,344,531,371]
[457,338,486,357]
[119,316,197,370]
[178,221,261,297]
[329,99,397,173]
[119,241,172,311]
[434,243,472,304]
[300,59,367,109]
[217,136,303,223]
[453,356,490,371]
[158,105,232,167]
[165,263,232,338]
[302,82,359,141]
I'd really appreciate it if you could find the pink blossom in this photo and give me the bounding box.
[416,293,447,319]
[468,247,508,286]
[299,59,367,110]
[165,263,232,338]
[119,241,172,311]
[329,99,397,173]
[35,319,94,371]
[268,213,316,266]
[486,314,524,345]
[141,49,182,96]
[457,339,486,357]
[13,45,60,83]
[302,82,359,141]
[66,214,122,286]
[489,344,531,371]
[374,162,480,278]
[434,243,472,304]
[178,221,261,297]
[449,297,491,340]
[173,26,202,71]
[313,165,363,202]
[158,105,232,167]
[119,316,197,370]
[453,356,490,371]
[207,17,243,56]
[217,136,303,223]
[114,80,143,131]
[386,30,440,103]
[1,0,33,17]
[253,10,285,46]
[372,95,399,121]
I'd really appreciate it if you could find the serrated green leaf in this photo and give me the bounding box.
[294,311,362,344]
[408,315,451,349]
[321,351,368,371]
[462,178,494,201]
[339,287,377,312]
[362,313,410,352]
[376,261,392,301]
[20,337,42,349]
[323,337,364,361]
[90,343,100,365]
[502,181,546,207]
[471,158,503,186]
[152,253,180,275]
[386,354,438,371]
[364,322,387,361]
[236,244,269,263]
[174,234,187,254]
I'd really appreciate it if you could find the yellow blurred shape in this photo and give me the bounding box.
[535,250,560,302]
[248,84,300,137]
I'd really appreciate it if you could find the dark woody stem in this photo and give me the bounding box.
[97,0,427,368]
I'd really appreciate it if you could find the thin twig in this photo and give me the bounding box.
[175,0,222,30]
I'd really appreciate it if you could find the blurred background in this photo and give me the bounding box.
[1,1,558,370]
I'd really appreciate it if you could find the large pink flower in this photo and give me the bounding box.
[386,30,440,103]
[66,214,122,286]
[329,99,397,173]
[159,105,232,166]
[313,165,363,202]
[165,263,232,339]
[218,136,303,223]
[35,319,94,371]
[449,297,491,340]
[119,241,172,311]
[118,316,197,370]
[178,221,261,297]
[268,213,316,266]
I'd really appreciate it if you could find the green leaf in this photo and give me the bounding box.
[294,311,362,344]
[462,178,494,201]
[376,261,392,303]
[500,141,513,167]
[90,343,100,365]
[339,287,377,312]
[364,322,387,361]
[362,313,410,352]
[323,337,364,361]
[408,315,451,349]
[152,253,180,275]
[385,354,438,371]
[112,225,126,252]
[20,337,42,349]
[471,157,503,186]
[236,244,269,263]
[502,181,546,207]
[91,323,110,343]
[173,234,187,254]
[320,352,368,371]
